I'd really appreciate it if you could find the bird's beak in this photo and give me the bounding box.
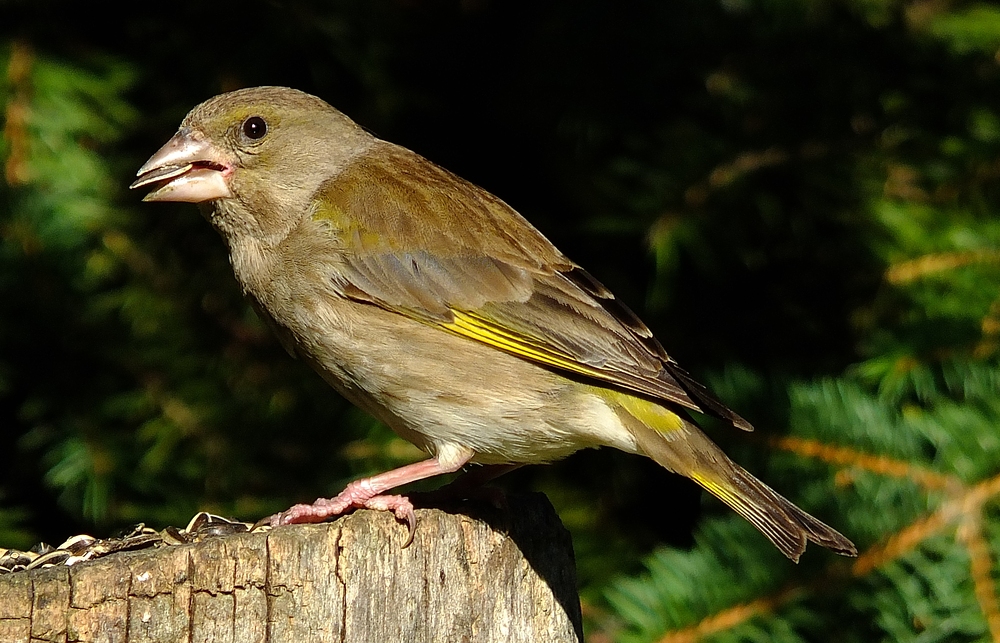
[130,128,233,202]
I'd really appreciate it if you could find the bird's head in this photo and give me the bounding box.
[131,86,372,241]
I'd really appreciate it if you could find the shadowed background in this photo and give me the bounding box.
[2,1,999,641]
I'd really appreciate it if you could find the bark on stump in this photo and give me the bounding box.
[0,494,582,642]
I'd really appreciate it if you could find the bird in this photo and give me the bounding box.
[131,86,856,561]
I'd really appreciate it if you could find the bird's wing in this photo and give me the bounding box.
[310,142,751,430]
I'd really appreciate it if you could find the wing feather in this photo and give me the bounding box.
[312,141,751,429]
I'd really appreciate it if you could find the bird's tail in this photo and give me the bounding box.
[611,394,857,562]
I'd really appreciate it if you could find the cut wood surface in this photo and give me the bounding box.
[0,493,582,643]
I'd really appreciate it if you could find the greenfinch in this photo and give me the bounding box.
[131,86,856,561]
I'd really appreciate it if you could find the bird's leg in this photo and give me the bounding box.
[267,454,473,540]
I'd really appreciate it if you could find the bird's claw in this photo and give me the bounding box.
[263,493,418,545]
[354,494,417,547]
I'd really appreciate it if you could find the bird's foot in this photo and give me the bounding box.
[265,479,417,543]
[257,456,474,545]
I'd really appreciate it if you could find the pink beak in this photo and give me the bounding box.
[131,128,233,203]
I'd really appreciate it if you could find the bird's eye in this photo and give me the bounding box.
[242,116,268,140]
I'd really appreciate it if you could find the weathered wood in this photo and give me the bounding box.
[0,494,582,642]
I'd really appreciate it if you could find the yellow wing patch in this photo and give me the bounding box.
[440,309,611,382]
[602,390,686,434]
[441,310,696,435]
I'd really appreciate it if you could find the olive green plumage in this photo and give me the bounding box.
[132,86,856,561]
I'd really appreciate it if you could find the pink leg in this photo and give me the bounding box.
[267,455,472,541]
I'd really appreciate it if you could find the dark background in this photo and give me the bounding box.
[2,2,999,640]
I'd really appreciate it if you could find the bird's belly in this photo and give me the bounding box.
[272,291,638,465]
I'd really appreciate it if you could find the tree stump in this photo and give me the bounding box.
[0,494,582,642]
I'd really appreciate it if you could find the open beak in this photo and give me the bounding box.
[130,128,233,203]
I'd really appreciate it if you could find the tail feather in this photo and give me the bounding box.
[693,465,857,561]
[623,408,857,562]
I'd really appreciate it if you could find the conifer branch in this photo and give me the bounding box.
[655,587,803,643]
[885,250,1000,284]
[770,436,958,490]
[974,298,1000,359]
[3,41,32,186]
[958,514,1000,642]
[649,463,1000,641]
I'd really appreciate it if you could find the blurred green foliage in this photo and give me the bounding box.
[1,1,999,641]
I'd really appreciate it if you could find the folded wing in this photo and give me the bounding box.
[311,141,752,430]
